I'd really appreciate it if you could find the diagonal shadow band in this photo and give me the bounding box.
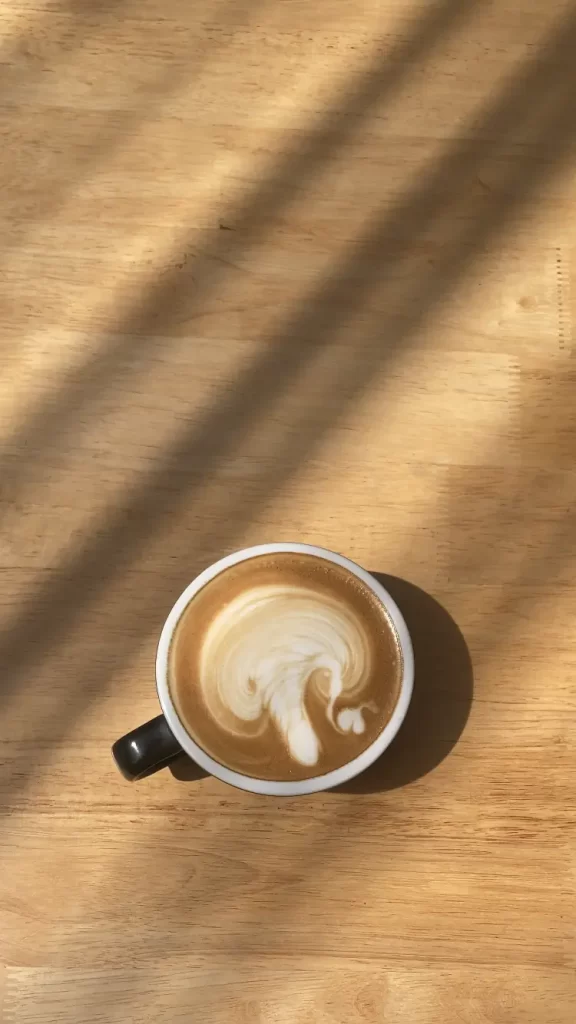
[0,0,480,492]
[2,7,576,809]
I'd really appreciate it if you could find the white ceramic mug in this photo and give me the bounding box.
[112,543,414,796]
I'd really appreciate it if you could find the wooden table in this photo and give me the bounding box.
[1,0,575,1020]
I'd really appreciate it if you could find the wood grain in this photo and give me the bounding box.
[1,0,575,1020]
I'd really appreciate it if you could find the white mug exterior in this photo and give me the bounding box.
[156,543,414,796]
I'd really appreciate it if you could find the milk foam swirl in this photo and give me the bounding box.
[199,584,376,766]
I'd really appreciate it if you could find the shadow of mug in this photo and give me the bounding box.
[169,753,209,783]
[336,573,473,794]
[169,572,473,792]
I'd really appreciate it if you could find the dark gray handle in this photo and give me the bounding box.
[112,714,183,781]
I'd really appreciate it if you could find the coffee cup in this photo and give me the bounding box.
[112,543,414,796]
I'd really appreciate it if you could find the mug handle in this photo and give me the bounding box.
[112,714,184,781]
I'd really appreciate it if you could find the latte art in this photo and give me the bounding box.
[168,551,402,782]
[199,585,375,767]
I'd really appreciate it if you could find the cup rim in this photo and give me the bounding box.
[156,543,414,796]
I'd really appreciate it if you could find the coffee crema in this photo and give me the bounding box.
[168,553,402,781]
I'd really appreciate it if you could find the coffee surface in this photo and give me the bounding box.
[168,553,403,781]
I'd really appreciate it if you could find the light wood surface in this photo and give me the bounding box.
[1,0,576,1020]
